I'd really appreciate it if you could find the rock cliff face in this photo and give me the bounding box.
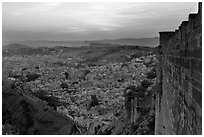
[2,79,84,135]
[155,2,202,135]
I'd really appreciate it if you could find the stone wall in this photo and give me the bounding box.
[155,2,202,135]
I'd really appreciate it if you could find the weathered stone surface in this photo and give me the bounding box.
[155,2,202,135]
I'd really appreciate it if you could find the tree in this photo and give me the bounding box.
[89,95,99,108]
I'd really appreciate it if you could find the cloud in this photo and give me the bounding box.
[29,2,60,12]
[3,2,198,41]
[55,27,88,35]
[64,27,87,33]
[11,12,23,15]
[52,3,133,31]
[5,2,60,16]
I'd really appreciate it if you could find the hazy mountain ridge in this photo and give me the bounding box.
[3,40,89,48]
[3,37,159,49]
[2,44,32,51]
[89,37,159,47]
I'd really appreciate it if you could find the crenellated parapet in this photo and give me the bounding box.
[155,2,202,135]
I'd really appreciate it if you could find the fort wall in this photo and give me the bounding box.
[155,2,202,135]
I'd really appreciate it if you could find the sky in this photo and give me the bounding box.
[2,2,198,41]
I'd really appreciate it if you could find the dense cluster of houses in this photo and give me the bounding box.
[2,52,157,128]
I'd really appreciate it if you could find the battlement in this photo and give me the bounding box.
[156,2,202,135]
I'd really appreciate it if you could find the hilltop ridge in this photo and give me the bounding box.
[3,37,159,48]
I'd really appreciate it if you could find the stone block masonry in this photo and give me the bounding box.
[155,2,202,135]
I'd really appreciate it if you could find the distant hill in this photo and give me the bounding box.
[3,40,89,48]
[88,37,159,47]
[2,44,32,51]
[2,43,59,56]
[3,37,159,49]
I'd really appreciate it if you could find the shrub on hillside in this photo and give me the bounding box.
[89,95,99,108]
[26,73,41,82]
[141,80,153,89]
[146,68,156,79]
[33,90,62,110]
